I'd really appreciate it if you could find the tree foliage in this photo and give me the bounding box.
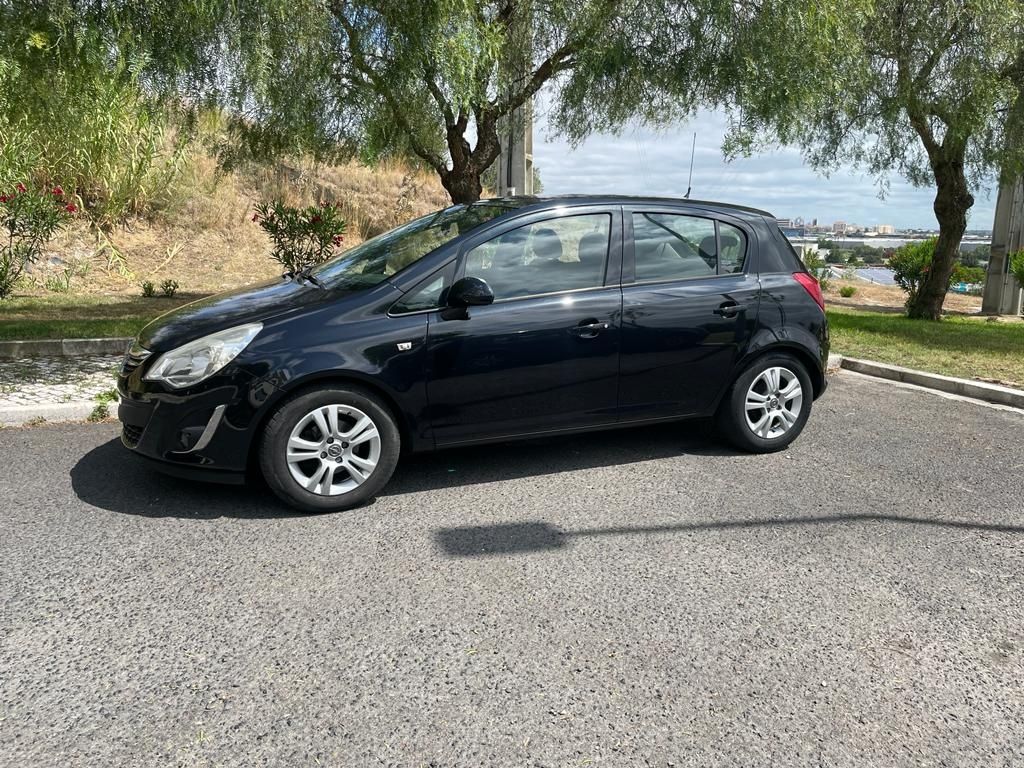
[714,0,1024,319]
[2,1,726,204]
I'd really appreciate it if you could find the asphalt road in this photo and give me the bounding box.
[2,373,1023,767]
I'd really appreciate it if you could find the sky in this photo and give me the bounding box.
[530,108,998,232]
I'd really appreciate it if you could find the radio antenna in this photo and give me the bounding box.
[684,132,696,199]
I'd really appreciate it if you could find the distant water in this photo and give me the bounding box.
[853,267,897,285]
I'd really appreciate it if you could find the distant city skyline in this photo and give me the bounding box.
[531,107,998,231]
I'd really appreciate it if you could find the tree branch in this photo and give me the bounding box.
[423,63,455,127]
[330,2,447,174]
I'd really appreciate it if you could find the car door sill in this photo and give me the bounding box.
[432,412,704,449]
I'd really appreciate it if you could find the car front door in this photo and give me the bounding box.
[424,207,623,446]
[618,207,760,419]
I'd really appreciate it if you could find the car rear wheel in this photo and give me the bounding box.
[259,386,400,512]
[717,354,813,453]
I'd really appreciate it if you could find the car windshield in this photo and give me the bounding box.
[310,201,526,290]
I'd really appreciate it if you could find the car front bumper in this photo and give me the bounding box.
[117,356,281,484]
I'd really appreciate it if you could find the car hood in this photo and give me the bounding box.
[138,277,331,351]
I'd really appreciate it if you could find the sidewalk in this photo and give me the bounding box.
[0,354,120,426]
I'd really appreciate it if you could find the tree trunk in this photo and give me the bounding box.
[438,110,502,206]
[906,157,974,320]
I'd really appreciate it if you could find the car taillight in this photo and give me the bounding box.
[793,272,825,311]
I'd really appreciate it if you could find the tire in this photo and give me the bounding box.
[259,386,401,513]
[716,354,813,453]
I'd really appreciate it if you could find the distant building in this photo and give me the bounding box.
[777,217,794,228]
[832,221,847,234]
[877,224,895,235]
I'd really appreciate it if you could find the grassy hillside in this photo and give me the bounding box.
[10,155,450,300]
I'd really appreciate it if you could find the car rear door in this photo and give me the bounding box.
[618,205,760,419]
[424,206,623,445]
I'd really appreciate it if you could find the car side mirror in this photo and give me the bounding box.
[446,276,494,308]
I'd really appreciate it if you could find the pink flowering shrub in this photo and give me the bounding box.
[0,183,76,299]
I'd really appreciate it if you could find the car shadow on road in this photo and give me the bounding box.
[70,420,733,519]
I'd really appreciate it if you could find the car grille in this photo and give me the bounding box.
[120,341,151,377]
[121,424,144,449]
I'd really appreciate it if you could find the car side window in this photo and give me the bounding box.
[463,214,611,301]
[390,264,454,314]
[632,213,717,282]
[719,222,747,274]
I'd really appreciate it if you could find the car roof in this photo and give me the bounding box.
[474,195,776,220]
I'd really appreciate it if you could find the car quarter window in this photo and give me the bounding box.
[463,213,611,301]
[632,212,747,281]
[719,222,747,274]
[390,268,450,314]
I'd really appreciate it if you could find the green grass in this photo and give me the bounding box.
[0,294,199,341]
[827,306,1024,387]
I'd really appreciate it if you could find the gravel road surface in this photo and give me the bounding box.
[2,373,1023,767]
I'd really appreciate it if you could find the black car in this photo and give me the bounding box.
[118,196,828,512]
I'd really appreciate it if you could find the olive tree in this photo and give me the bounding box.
[716,0,1024,319]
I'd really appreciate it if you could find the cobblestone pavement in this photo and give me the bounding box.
[0,355,120,407]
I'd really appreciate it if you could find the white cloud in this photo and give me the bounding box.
[531,107,997,231]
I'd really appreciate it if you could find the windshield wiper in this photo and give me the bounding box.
[283,266,326,289]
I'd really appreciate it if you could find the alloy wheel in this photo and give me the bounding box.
[285,404,381,496]
[743,366,804,440]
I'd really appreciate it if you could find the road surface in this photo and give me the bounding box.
[2,373,1023,766]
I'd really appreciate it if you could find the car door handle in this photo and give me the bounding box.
[714,302,746,317]
[570,320,610,338]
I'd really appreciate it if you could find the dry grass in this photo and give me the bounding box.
[825,277,983,315]
[16,155,450,299]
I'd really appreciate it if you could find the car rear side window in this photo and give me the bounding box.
[719,222,747,274]
[464,214,611,301]
[632,213,746,281]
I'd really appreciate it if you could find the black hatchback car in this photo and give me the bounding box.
[118,196,828,512]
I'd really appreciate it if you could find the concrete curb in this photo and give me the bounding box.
[837,356,1024,409]
[0,401,102,427]
[0,337,132,359]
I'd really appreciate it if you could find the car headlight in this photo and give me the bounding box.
[144,322,262,389]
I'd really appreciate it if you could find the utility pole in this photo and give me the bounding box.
[982,176,1024,315]
[495,2,534,198]
[496,104,534,197]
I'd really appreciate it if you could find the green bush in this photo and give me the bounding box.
[839,285,857,298]
[888,239,938,308]
[0,182,75,299]
[253,201,347,273]
[141,280,156,298]
[803,250,831,292]
[160,278,179,298]
[1010,250,1024,288]
[0,40,188,227]
[951,263,986,285]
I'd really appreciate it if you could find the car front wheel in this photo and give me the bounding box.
[259,386,401,513]
[717,355,813,453]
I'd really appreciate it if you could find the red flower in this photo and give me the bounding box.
[52,185,64,196]
[0,195,8,204]
[332,235,343,246]
[252,213,259,222]
[65,203,77,213]
[310,215,322,224]
[16,182,26,193]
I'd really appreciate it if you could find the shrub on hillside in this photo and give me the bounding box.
[951,263,986,285]
[1009,250,1024,288]
[839,285,857,298]
[803,251,831,292]
[888,239,938,309]
[0,183,76,299]
[253,201,347,273]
